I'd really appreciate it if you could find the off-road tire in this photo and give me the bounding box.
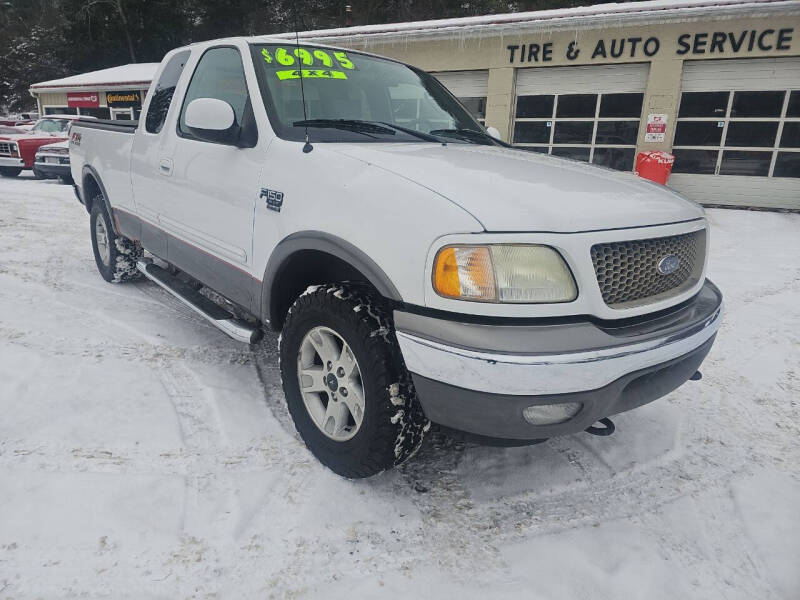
[90,197,143,283]
[59,175,73,185]
[279,284,429,478]
[32,167,46,180]
[0,167,21,178]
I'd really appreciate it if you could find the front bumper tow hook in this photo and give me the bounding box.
[585,417,615,437]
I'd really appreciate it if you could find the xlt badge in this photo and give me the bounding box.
[260,188,284,212]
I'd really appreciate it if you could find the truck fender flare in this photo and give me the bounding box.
[81,165,119,235]
[262,231,403,324]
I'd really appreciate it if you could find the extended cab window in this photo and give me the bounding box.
[178,47,252,141]
[145,50,190,134]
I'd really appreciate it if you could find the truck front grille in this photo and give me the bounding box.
[0,142,16,156]
[590,229,706,309]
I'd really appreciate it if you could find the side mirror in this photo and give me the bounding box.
[486,126,502,140]
[184,98,240,145]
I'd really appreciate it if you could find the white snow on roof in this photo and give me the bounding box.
[268,0,798,41]
[31,63,159,90]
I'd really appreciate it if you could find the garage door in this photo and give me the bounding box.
[512,63,649,171]
[432,70,488,124]
[669,57,800,209]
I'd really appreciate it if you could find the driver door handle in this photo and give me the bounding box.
[159,158,173,176]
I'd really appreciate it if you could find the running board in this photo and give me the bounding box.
[137,260,262,344]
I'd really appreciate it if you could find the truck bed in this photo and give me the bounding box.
[70,118,138,212]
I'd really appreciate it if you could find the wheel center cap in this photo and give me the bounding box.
[325,373,339,392]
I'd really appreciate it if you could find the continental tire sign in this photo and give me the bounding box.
[106,91,141,108]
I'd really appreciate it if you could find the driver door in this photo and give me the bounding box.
[158,46,263,310]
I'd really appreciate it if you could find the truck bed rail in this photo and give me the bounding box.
[73,118,138,134]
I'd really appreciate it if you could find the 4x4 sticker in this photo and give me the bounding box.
[276,69,348,80]
[260,188,284,212]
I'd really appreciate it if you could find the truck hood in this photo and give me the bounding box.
[329,143,703,232]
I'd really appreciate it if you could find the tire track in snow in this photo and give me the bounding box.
[0,324,253,367]
[0,437,305,476]
[251,338,298,436]
[382,409,771,582]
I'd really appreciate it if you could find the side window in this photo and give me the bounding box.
[145,50,190,134]
[178,47,250,139]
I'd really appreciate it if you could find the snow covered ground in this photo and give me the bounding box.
[1,174,798,599]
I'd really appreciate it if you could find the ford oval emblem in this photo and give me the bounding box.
[657,254,681,275]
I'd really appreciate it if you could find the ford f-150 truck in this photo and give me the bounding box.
[69,37,723,478]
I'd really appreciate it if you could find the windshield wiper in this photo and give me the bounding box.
[293,119,445,144]
[375,121,446,144]
[429,128,504,146]
[293,119,390,138]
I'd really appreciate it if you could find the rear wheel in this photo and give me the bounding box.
[0,167,21,178]
[90,197,143,283]
[279,284,429,478]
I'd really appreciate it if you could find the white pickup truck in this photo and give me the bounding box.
[69,37,723,478]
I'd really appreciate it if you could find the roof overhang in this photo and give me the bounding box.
[30,81,153,95]
[29,63,159,96]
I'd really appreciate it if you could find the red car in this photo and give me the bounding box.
[0,115,82,178]
[0,112,38,127]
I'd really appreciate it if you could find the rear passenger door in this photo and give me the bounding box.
[158,45,264,310]
[131,49,191,257]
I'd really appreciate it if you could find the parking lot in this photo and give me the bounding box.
[1,173,799,599]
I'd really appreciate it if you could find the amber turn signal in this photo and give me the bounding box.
[433,246,496,301]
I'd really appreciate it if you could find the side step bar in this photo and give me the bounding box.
[137,260,262,344]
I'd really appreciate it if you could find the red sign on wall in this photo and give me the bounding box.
[67,92,100,108]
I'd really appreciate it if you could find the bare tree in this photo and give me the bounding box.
[77,0,137,62]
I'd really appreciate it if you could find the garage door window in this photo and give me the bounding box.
[513,92,643,171]
[672,89,800,178]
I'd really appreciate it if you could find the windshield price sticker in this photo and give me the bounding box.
[262,47,355,72]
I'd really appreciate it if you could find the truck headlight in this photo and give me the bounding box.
[433,245,577,303]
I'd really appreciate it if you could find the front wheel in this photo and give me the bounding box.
[0,167,21,178]
[90,197,143,283]
[279,284,429,478]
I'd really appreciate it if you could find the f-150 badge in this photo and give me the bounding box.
[260,188,284,212]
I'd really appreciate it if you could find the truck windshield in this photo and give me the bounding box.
[251,44,493,144]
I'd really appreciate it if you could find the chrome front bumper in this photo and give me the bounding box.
[398,302,721,397]
[395,280,723,440]
[0,156,25,167]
